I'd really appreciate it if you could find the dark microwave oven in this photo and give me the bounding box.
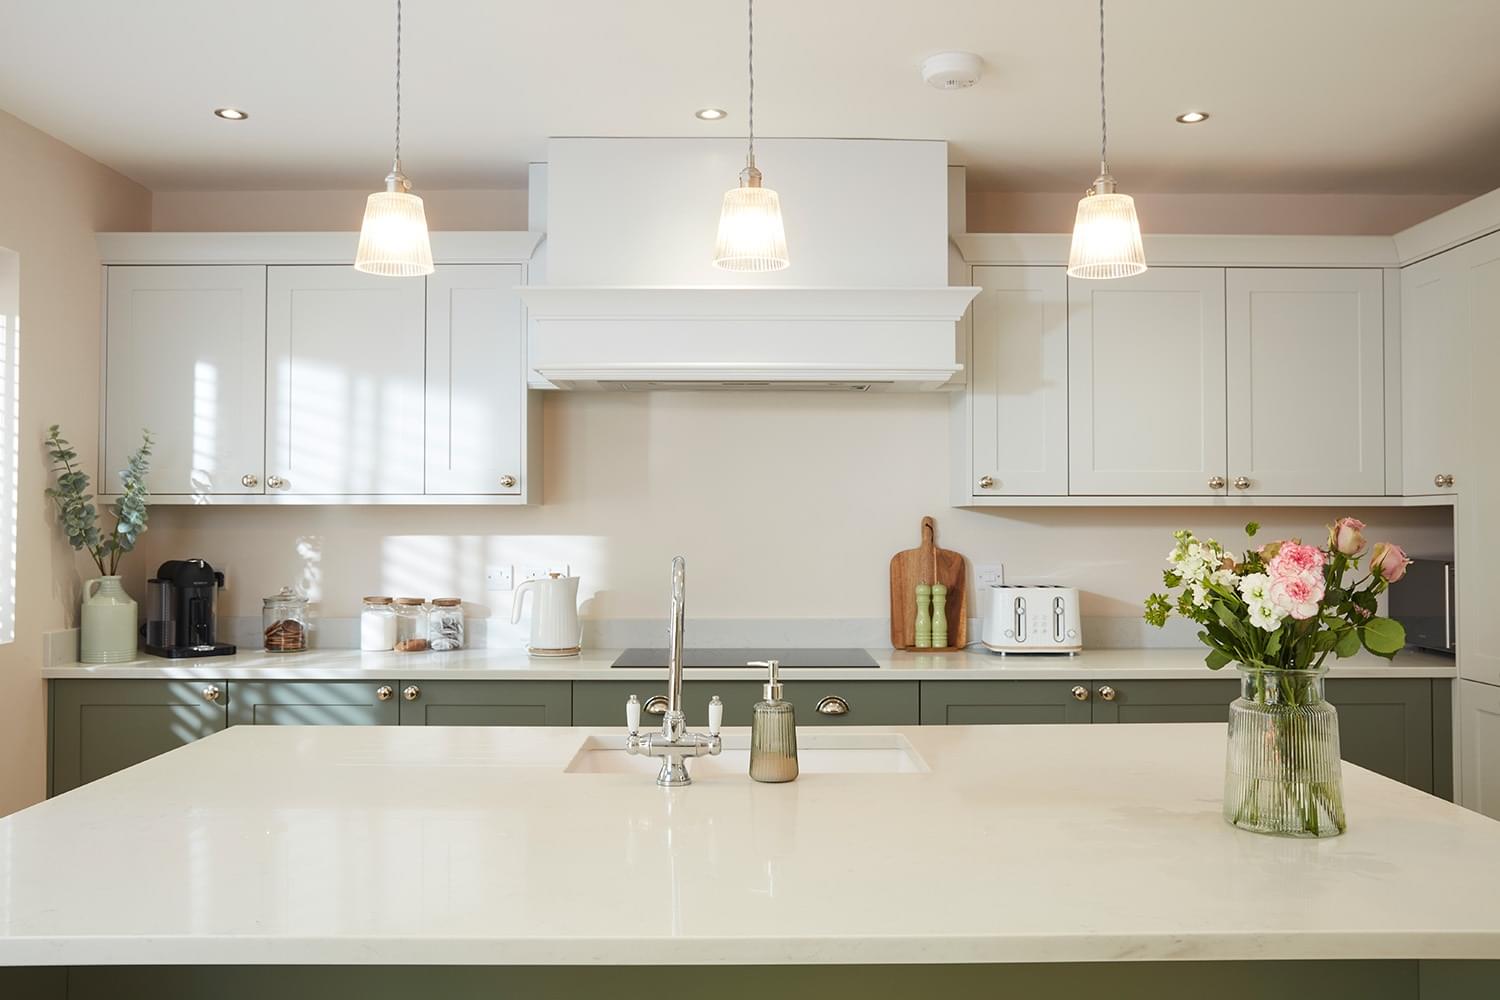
[1387,558,1455,654]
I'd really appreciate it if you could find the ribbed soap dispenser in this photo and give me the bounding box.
[747,659,798,783]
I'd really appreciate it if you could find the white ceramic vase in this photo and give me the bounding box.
[80,576,138,664]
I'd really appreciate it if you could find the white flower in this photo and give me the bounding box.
[1247,600,1285,633]
[1210,567,1239,589]
[1238,573,1272,605]
[1190,582,1211,609]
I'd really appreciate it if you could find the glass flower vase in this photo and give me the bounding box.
[1223,665,1346,838]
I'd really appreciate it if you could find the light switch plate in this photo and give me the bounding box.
[486,565,513,591]
[976,563,1004,588]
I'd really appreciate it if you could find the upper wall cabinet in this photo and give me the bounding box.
[1401,248,1469,497]
[103,266,266,496]
[1225,268,1384,496]
[1068,267,1228,496]
[424,264,531,495]
[957,266,1068,499]
[265,266,427,496]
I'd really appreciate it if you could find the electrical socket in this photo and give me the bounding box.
[485,565,514,591]
[976,563,1005,588]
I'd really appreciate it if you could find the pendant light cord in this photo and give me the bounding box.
[394,0,403,171]
[1097,0,1108,175]
[746,0,756,168]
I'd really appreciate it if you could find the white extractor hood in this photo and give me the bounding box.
[520,138,978,390]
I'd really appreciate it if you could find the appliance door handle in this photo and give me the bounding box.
[1444,562,1452,651]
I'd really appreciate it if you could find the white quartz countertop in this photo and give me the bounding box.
[1,722,1496,967]
[41,645,1457,681]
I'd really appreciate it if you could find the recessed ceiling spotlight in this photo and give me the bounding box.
[921,51,983,90]
[1175,110,1209,124]
[213,107,249,121]
[695,107,728,121]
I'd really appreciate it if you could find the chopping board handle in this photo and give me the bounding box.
[920,516,935,547]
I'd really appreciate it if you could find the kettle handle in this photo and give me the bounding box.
[510,579,537,624]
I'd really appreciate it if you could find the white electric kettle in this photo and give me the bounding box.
[511,571,582,656]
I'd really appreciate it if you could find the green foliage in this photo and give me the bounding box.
[1244,521,1260,538]
[44,425,152,576]
[1360,616,1406,658]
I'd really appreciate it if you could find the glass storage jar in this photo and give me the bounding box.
[429,598,464,651]
[393,598,429,652]
[263,587,308,653]
[360,596,397,651]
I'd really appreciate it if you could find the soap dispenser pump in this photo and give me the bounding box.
[748,659,798,783]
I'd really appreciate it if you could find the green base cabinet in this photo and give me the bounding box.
[399,680,571,726]
[571,680,920,728]
[50,679,227,796]
[919,680,1093,725]
[227,680,399,726]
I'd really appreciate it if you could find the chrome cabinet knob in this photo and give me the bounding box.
[1435,473,1455,488]
[1233,476,1251,490]
[1207,476,1226,490]
[201,685,221,703]
[643,695,669,716]
[375,686,394,702]
[267,475,287,490]
[978,475,995,489]
[240,473,259,488]
[1098,685,1118,702]
[402,685,421,702]
[815,695,851,716]
[1070,685,1090,702]
[499,474,517,488]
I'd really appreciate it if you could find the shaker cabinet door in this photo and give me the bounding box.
[1225,268,1384,496]
[104,265,266,496]
[1068,268,1227,496]
[424,264,528,495]
[265,266,426,496]
[1459,678,1500,818]
[1401,251,1466,496]
[50,679,227,795]
[966,266,1069,497]
[227,680,399,726]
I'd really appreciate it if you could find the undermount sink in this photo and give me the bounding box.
[565,731,930,776]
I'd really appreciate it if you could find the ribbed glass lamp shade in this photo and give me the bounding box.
[714,184,789,272]
[1067,189,1146,280]
[354,189,435,277]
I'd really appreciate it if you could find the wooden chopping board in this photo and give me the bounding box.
[889,516,968,651]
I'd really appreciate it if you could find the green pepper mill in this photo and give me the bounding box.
[914,583,932,648]
[931,582,949,648]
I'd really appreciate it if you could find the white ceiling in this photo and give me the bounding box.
[2,0,1499,195]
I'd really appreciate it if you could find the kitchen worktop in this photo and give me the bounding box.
[2,722,1497,967]
[41,644,1457,681]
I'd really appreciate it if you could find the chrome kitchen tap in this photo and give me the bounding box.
[625,556,722,786]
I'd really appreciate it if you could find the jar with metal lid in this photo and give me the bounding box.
[263,587,308,653]
[429,598,465,651]
[360,596,397,651]
[393,598,429,652]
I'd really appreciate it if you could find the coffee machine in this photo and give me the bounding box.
[143,559,236,658]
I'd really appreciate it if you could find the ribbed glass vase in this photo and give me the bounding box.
[1224,665,1346,838]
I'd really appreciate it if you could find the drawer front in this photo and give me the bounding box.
[571,680,918,728]
[398,680,572,726]
[783,681,918,726]
[1089,679,1238,724]
[919,680,1093,725]
[227,680,399,726]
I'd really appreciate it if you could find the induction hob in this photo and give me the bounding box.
[610,647,878,669]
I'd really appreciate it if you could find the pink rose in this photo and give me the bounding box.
[1371,542,1411,583]
[1269,574,1325,620]
[1328,517,1367,556]
[1268,542,1325,581]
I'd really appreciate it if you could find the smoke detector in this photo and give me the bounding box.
[921,52,983,91]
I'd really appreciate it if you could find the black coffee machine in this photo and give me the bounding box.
[143,559,236,658]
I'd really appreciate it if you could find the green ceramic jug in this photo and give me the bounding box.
[80,576,138,664]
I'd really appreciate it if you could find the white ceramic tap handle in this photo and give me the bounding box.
[708,695,723,736]
[626,694,640,734]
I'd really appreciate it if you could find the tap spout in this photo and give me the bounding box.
[667,555,686,719]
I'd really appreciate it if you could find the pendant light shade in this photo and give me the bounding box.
[354,0,433,277]
[1067,0,1146,280]
[714,0,788,272]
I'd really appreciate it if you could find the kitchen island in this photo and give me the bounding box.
[2,722,1497,998]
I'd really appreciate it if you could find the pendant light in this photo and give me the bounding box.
[713,0,789,272]
[354,0,434,277]
[1067,0,1146,280]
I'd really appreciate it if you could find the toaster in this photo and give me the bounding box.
[981,586,1083,654]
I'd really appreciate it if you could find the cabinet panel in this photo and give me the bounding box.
[919,680,1093,725]
[50,679,226,795]
[1401,253,1465,496]
[1458,233,1500,688]
[265,266,426,495]
[1226,269,1384,495]
[1068,268,1227,495]
[1089,679,1237,724]
[104,266,266,496]
[399,680,571,726]
[1459,678,1500,818]
[425,265,527,495]
[1326,678,1434,794]
[570,680,918,727]
[227,680,399,726]
[967,266,1068,496]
